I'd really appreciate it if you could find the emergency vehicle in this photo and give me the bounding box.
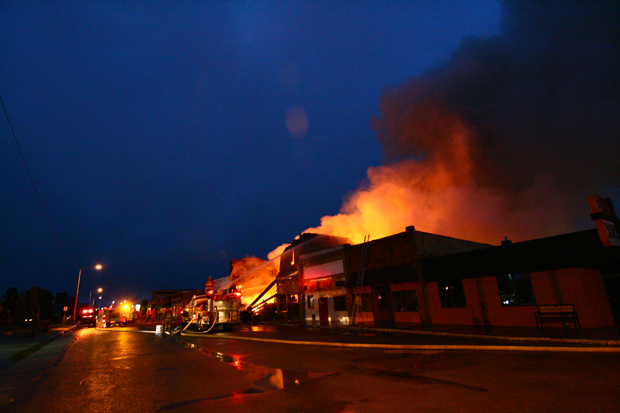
[96,307,132,328]
[78,307,97,325]
[180,277,242,333]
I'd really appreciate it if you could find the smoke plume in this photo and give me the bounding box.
[307,0,619,245]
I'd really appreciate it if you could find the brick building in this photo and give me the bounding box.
[299,226,489,327]
[422,229,620,329]
[296,226,620,330]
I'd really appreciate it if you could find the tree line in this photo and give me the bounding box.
[0,286,72,327]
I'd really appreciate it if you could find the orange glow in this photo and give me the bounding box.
[229,257,278,307]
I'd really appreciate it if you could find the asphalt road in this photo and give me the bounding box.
[2,326,620,412]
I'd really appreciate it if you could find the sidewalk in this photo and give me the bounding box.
[0,326,74,373]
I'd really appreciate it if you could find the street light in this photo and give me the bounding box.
[73,264,102,323]
[89,287,103,308]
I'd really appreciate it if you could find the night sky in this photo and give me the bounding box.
[1,1,618,305]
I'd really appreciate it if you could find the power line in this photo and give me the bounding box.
[0,93,79,268]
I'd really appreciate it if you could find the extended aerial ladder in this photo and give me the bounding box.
[350,235,370,326]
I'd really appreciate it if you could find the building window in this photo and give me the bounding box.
[438,279,466,308]
[307,295,314,309]
[497,273,536,306]
[392,290,418,311]
[333,295,347,312]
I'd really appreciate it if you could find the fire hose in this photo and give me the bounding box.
[177,306,218,335]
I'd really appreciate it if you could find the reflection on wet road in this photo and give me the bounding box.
[176,338,336,397]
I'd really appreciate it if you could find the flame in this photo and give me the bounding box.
[229,257,278,307]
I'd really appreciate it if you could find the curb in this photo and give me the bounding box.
[179,330,620,353]
[260,322,620,347]
[352,326,620,347]
[133,323,620,350]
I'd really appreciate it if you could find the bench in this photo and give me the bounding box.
[535,304,581,329]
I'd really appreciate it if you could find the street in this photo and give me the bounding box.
[2,326,620,412]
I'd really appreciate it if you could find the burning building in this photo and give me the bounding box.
[275,233,351,323]
[229,257,278,310]
[300,226,489,328]
[263,1,620,330]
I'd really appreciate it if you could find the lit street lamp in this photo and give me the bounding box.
[89,287,103,308]
[73,264,102,323]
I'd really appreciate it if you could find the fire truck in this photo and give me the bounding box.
[96,305,134,328]
[96,308,123,328]
[180,277,242,333]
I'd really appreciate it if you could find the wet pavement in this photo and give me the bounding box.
[1,320,618,372]
[4,324,619,413]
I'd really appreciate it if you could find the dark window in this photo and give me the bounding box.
[438,279,466,308]
[278,294,288,311]
[497,273,536,306]
[333,295,347,312]
[392,290,418,311]
[307,295,314,309]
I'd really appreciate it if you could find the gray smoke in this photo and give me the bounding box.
[371,0,619,232]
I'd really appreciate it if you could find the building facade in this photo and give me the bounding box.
[298,226,490,328]
[422,230,619,329]
[275,233,351,323]
[295,227,620,330]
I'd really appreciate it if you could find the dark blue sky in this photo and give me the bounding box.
[1,1,618,305]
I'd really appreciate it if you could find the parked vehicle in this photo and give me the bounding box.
[79,308,96,326]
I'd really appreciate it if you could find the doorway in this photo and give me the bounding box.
[372,285,394,328]
[319,297,329,326]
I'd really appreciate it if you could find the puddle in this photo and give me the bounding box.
[176,338,336,394]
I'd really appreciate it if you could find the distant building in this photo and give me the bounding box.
[149,289,197,312]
